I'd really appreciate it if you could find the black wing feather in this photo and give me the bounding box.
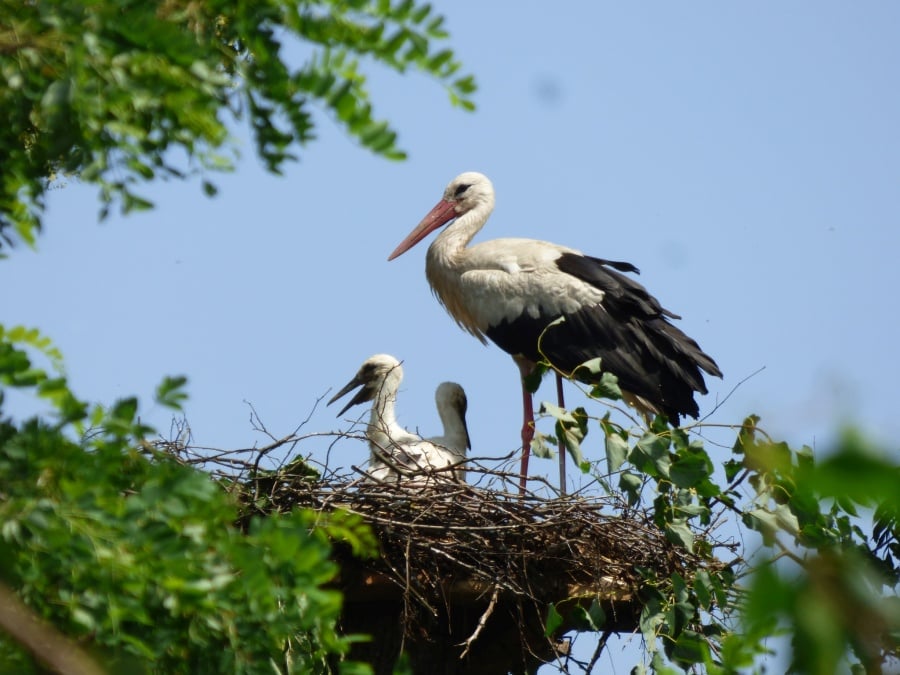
[485,253,721,422]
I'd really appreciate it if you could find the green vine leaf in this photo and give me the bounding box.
[544,602,564,637]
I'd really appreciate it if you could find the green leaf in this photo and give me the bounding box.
[589,371,622,401]
[723,458,744,482]
[573,357,603,377]
[619,471,643,506]
[453,74,477,94]
[410,2,431,23]
[804,431,900,507]
[122,192,154,214]
[742,564,791,634]
[744,508,777,541]
[571,599,606,632]
[744,504,801,541]
[541,402,590,472]
[111,397,138,423]
[732,415,761,455]
[71,607,97,631]
[671,630,710,666]
[665,520,695,553]
[587,599,606,630]
[693,570,712,609]
[522,361,550,394]
[531,431,554,459]
[670,451,714,489]
[604,429,629,473]
[427,49,454,72]
[639,591,666,645]
[156,375,189,410]
[772,503,801,536]
[745,440,793,474]
[544,603,564,636]
[630,430,671,479]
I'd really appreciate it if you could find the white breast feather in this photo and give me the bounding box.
[471,273,602,324]
[426,237,607,336]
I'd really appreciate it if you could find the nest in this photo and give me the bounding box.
[160,435,723,674]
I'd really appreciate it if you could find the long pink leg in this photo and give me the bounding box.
[556,372,567,496]
[516,359,535,495]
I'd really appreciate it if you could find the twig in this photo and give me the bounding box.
[458,584,501,659]
[699,365,765,424]
[585,628,612,673]
[380,546,438,618]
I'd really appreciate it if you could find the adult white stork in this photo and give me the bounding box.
[328,354,470,484]
[388,172,721,492]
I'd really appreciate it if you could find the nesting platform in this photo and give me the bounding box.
[231,459,714,675]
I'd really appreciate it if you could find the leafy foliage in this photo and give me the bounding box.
[530,374,900,674]
[730,423,900,674]
[524,353,899,671]
[0,329,375,673]
[533,402,591,472]
[0,0,476,250]
[1,1,472,669]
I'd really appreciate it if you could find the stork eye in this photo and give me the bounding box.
[453,183,470,197]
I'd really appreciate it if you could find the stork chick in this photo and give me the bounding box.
[328,354,470,484]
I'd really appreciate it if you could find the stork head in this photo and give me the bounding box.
[388,172,495,261]
[328,354,403,416]
[441,172,494,213]
[435,381,471,450]
[435,381,468,417]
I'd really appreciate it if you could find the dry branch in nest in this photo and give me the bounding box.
[160,434,726,675]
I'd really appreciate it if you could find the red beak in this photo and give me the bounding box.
[387,199,459,261]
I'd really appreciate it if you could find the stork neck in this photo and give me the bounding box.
[438,407,468,454]
[369,384,399,434]
[426,202,490,271]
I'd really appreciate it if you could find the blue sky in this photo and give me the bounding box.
[4,1,900,669]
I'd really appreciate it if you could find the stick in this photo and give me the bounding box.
[458,584,501,659]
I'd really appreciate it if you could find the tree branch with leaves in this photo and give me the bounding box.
[0,0,476,250]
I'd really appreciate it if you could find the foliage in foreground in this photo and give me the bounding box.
[0,327,376,674]
[535,372,900,674]
[0,0,476,250]
[2,1,463,670]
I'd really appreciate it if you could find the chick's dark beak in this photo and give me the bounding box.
[328,375,373,417]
